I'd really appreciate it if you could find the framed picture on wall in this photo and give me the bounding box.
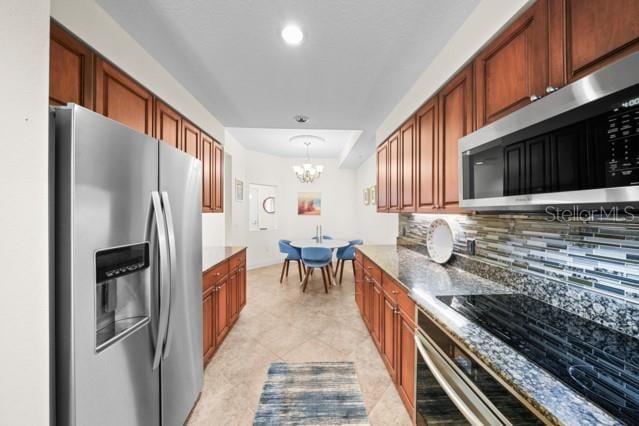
[363,188,370,205]
[369,185,376,206]
[235,179,244,202]
[298,192,321,215]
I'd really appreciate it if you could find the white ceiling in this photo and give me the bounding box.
[227,128,362,159]
[97,0,480,167]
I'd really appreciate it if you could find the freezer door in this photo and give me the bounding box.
[54,105,160,426]
[159,142,203,426]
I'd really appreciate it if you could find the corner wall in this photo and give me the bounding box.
[0,0,51,424]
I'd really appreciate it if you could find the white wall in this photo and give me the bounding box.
[0,0,51,424]
[50,0,227,248]
[376,0,533,143]
[245,152,359,268]
[223,130,249,247]
[355,155,399,244]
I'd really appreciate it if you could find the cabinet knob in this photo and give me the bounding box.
[545,85,558,94]
[215,272,221,276]
[529,94,542,102]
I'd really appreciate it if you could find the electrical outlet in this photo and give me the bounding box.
[467,239,476,256]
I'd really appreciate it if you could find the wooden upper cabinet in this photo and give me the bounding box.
[182,119,200,159]
[438,65,473,212]
[213,142,224,212]
[388,131,400,213]
[49,21,94,108]
[201,133,214,212]
[95,58,153,135]
[474,0,549,127]
[376,141,389,212]
[399,117,416,212]
[415,98,438,212]
[154,100,182,150]
[561,0,639,82]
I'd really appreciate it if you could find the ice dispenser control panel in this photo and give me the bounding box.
[96,243,149,283]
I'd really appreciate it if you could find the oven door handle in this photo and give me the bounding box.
[415,333,506,426]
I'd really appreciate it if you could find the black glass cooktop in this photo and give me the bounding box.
[437,293,639,425]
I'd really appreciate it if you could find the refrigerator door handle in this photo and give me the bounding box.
[161,191,178,360]
[151,191,171,370]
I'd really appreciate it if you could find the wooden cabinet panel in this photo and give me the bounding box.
[201,134,214,212]
[415,99,438,212]
[399,117,416,212]
[438,66,473,212]
[382,297,398,380]
[397,313,416,415]
[182,120,200,159]
[388,131,400,212]
[215,279,229,344]
[95,58,153,135]
[214,142,224,212]
[355,261,364,313]
[229,270,239,324]
[49,22,94,108]
[239,265,247,309]
[203,291,214,362]
[474,0,548,127]
[371,282,383,350]
[155,100,182,149]
[376,142,389,212]
[564,0,639,82]
[363,276,372,327]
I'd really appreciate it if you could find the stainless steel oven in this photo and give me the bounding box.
[415,309,543,425]
[459,51,639,211]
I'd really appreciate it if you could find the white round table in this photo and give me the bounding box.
[289,239,349,249]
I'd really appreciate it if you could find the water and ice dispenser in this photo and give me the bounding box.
[95,242,150,351]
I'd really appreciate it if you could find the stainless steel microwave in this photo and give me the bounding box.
[459,51,639,211]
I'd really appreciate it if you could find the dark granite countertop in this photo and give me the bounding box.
[357,245,619,426]
[202,246,245,272]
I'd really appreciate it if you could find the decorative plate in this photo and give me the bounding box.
[426,219,454,264]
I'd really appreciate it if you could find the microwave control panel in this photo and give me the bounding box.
[606,103,639,186]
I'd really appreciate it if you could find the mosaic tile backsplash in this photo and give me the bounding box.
[399,213,639,337]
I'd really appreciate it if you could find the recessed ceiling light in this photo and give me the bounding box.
[281,25,304,45]
[294,115,309,123]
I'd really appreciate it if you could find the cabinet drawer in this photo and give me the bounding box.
[364,258,382,284]
[355,249,363,264]
[229,250,246,271]
[382,273,404,298]
[204,260,228,291]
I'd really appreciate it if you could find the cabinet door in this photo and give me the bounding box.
[229,270,239,324]
[355,262,364,313]
[397,314,416,415]
[415,98,438,212]
[363,275,372,327]
[388,131,400,212]
[382,297,397,380]
[371,282,383,350]
[201,134,214,212]
[399,117,416,212]
[182,120,200,159]
[239,265,247,309]
[49,22,94,108]
[203,291,215,362]
[214,142,224,212]
[563,0,639,82]
[95,58,153,135]
[155,100,182,150]
[376,142,389,212]
[438,66,473,212]
[215,280,229,345]
[474,0,548,127]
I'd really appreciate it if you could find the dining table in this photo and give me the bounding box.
[289,239,350,286]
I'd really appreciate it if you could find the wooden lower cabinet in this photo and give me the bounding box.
[357,253,416,420]
[202,249,247,366]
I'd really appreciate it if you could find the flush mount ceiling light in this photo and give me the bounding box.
[291,136,324,183]
[281,25,304,45]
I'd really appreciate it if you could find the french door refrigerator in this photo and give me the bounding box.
[52,105,203,426]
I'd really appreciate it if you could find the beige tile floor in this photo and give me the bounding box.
[187,263,413,425]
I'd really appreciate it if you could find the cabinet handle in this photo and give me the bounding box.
[545,86,558,94]
[215,272,221,276]
[529,94,542,102]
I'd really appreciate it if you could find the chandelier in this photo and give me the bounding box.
[293,141,324,183]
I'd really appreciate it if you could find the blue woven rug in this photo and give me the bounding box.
[253,362,369,425]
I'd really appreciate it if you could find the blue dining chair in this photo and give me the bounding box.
[301,247,333,293]
[278,240,304,283]
[335,239,363,284]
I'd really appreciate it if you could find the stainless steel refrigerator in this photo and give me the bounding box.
[52,105,203,426]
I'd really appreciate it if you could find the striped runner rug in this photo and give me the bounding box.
[253,362,369,425]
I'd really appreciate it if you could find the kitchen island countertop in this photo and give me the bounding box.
[202,246,245,272]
